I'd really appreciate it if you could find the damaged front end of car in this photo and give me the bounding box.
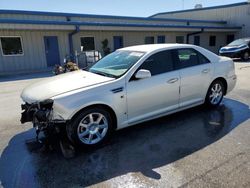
[21,99,53,123]
[21,99,65,141]
[21,99,76,158]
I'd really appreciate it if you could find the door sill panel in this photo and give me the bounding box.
[120,100,204,129]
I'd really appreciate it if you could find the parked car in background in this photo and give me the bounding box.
[20,44,237,148]
[219,38,250,60]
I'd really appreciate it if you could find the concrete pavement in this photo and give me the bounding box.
[0,62,250,188]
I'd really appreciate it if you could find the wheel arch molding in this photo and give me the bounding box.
[210,77,228,95]
[69,103,118,130]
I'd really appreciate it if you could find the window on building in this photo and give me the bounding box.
[157,36,165,43]
[80,37,95,51]
[176,36,184,44]
[194,36,200,46]
[226,35,235,44]
[209,36,216,46]
[140,50,174,76]
[0,36,23,56]
[145,36,154,44]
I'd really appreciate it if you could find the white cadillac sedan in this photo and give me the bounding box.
[21,44,237,147]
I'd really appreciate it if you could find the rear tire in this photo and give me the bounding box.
[66,107,114,148]
[205,80,225,107]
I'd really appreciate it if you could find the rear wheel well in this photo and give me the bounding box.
[70,104,117,130]
[212,77,227,95]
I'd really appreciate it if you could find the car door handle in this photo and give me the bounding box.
[167,78,179,84]
[202,69,210,73]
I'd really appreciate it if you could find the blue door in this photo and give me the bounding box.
[44,36,60,67]
[157,36,165,43]
[113,36,123,50]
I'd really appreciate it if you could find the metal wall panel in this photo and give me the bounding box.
[0,23,74,30]
[188,32,232,52]
[72,31,185,54]
[0,29,236,74]
[0,30,69,74]
[70,17,224,27]
[0,14,66,21]
[72,31,232,56]
[153,4,250,38]
[0,12,226,27]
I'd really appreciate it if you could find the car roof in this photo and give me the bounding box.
[119,43,220,63]
[119,43,197,53]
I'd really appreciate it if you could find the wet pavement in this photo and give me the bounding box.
[0,62,250,188]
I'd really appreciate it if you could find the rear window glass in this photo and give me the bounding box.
[176,48,210,68]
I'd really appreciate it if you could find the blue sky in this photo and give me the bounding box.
[0,0,245,17]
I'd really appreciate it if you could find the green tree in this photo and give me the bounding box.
[102,39,111,56]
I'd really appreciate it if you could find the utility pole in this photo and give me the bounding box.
[182,0,184,9]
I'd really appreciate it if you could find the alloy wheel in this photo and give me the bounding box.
[209,83,223,105]
[77,113,108,145]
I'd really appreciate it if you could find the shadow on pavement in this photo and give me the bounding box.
[0,98,250,187]
[0,71,53,83]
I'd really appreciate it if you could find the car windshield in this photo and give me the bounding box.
[89,50,145,78]
[228,39,247,46]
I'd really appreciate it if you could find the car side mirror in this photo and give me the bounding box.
[135,69,151,79]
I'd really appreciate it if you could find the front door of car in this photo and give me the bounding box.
[126,50,180,124]
[173,48,212,107]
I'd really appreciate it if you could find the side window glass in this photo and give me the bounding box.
[177,49,199,68]
[198,52,210,64]
[140,50,174,76]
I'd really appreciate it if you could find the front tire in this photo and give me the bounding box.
[66,107,113,148]
[241,51,249,61]
[205,80,225,107]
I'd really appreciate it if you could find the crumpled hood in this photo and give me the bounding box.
[21,70,114,103]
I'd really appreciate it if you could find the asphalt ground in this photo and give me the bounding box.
[0,61,250,188]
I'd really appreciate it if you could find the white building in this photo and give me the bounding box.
[0,1,249,75]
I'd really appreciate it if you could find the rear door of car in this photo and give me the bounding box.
[173,48,212,108]
[126,50,180,124]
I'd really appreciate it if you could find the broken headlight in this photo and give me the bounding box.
[21,99,54,124]
[35,99,54,122]
[39,99,54,110]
